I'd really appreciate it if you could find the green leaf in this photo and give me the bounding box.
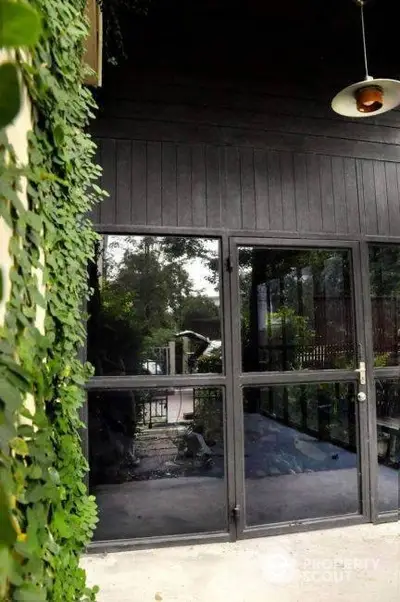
[0,377,22,410]
[0,1,42,48]
[13,582,46,601]
[0,485,16,545]
[53,124,65,146]
[0,62,20,129]
[0,544,12,592]
[10,436,29,456]
[48,466,60,485]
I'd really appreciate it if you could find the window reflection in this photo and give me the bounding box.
[89,387,226,540]
[375,379,400,513]
[369,245,400,367]
[243,383,360,526]
[239,248,355,372]
[88,236,222,376]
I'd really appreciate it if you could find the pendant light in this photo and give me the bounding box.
[331,0,400,118]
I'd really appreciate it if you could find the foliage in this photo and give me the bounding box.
[88,235,220,375]
[0,0,43,129]
[0,0,105,599]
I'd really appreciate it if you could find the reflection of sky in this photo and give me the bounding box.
[105,235,218,296]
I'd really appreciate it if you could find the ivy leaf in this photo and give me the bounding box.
[0,544,12,594]
[0,62,20,129]
[13,582,46,601]
[10,436,29,457]
[0,486,17,545]
[0,1,42,48]
[53,124,65,147]
[0,377,22,410]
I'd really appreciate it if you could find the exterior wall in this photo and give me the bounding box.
[0,51,32,325]
[91,72,400,239]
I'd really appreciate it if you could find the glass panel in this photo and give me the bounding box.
[243,383,359,526]
[375,379,400,513]
[89,387,226,540]
[369,245,400,367]
[239,247,355,372]
[88,236,222,376]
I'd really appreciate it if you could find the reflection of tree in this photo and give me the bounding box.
[88,236,220,375]
[240,247,352,375]
[369,245,400,365]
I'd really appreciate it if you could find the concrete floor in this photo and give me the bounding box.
[83,522,400,602]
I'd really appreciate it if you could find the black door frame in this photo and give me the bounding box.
[227,236,372,539]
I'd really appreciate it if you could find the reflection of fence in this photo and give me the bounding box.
[142,346,170,375]
[134,390,168,428]
[259,342,355,370]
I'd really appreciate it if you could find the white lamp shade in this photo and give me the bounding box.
[331,78,400,117]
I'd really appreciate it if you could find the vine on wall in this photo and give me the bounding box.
[0,0,105,599]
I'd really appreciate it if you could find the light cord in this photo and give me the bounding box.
[360,2,370,79]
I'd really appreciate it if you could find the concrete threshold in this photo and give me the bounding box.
[83,522,400,602]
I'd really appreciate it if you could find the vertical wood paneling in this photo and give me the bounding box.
[356,159,366,234]
[191,145,207,227]
[268,151,283,231]
[306,154,323,232]
[373,160,389,235]
[221,147,241,229]
[343,158,360,234]
[95,135,400,237]
[100,139,116,223]
[387,163,400,235]
[146,142,162,226]
[331,156,347,234]
[362,160,378,234]
[240,148,256,230]
[177,145,192,226]
[319,155,335,233]
[254,149,269,230]
[131,141,147,225]
[205,145,222,227]
[89,140,102,223]
[280,152,296,232]
[293,153,308,232]
[116,141,132,223]
[161,142,177,226]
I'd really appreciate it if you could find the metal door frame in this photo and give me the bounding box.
[228,236,372,539]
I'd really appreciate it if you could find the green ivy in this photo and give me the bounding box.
[0,0,106,599]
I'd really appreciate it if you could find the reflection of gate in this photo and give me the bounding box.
[136,390,168,428]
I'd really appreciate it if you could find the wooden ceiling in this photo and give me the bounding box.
[108,0,400,88]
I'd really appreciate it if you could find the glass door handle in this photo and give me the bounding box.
[355,361,366,385]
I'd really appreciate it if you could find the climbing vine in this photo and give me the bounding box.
[0,0,105,600]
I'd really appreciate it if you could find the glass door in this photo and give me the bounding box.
[229,238,370,536]
[364,244,400,520]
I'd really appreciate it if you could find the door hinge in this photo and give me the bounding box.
[225,256,233,273]
[231,504,240,524]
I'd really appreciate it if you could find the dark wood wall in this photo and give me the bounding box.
[91,72,400,238]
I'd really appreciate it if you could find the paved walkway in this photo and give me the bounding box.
[83,522,400,602]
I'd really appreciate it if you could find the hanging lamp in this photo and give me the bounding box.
[331,0,400,117]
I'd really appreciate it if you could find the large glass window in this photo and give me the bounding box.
[87,236,222,376]
[375,379,400,513]
[239,247,355,372]
[242,383,359,526]
[89,386,226,540]
[369,245,400,367]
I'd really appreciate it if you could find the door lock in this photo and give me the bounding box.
[357,391,367,402]
[231,504,241,524]
[356,361,366,385]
